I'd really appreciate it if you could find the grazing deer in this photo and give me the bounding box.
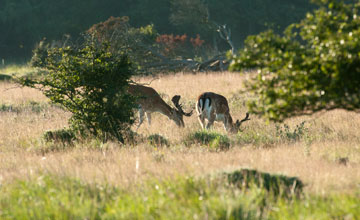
[128,84,193,129]
[196,92,250,133]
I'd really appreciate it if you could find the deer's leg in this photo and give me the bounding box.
[145,112,152,125]
[136,107,145,130]
[198,114,206,129]
[206,113,216,129]
[223,116,230,132]
[196,100,206,129]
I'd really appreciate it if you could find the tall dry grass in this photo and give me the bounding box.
[0,72,359,195]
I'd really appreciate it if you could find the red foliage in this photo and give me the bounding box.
[156,33,205,57]
[87,16,129,41]
[190,34,205,48]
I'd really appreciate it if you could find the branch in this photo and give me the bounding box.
[217,24,235,54]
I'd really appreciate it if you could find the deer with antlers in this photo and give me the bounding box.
[128,84,193,129]
[196,92,250,133]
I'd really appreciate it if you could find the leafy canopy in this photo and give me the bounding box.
[21,40,135,143]
[229,0,360,121]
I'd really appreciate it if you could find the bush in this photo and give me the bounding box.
[229,0,360,121]
[20,40,136,143]
[185,130,230,151]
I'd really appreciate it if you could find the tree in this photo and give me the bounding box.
[229,0,360,121]
[21,40,136,143]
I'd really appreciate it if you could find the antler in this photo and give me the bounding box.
[171,95,193,116]
[239,112,250,124]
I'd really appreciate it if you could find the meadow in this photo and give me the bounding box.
[0,65,359,219]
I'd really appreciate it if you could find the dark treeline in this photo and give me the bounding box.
[0,0,314,62]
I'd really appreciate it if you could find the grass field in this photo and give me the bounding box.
[0,65,359,219]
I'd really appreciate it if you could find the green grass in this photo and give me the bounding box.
[184,130,231,151]
[1,171,358,220]
[270,193,360,220]
[0,101,51,113]
[0,64,34,77]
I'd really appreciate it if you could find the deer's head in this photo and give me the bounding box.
[230,112,250,133]
[170,95,193,127]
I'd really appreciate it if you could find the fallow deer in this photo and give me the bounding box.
[128,84,192,129]
[196,92,250,133]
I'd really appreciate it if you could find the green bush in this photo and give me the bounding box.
[229,0,360,121]
[185,130,230,151]
[20,40,136,143]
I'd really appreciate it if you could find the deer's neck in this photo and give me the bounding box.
[224,113,234,131]
[155,99,174,118]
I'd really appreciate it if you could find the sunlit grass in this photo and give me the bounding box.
[0,66,360,218]
[0,64,36,77]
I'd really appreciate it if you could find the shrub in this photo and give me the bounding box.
[185,130,230,151]
[20,40,136,143]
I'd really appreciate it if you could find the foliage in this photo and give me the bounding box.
[156,33,205,59]
[184,130,230,151]
[87,16,159,73]
[87,16,211,73]
[229,0,360,121]
[19,41,136,143]
[1,0,314,61]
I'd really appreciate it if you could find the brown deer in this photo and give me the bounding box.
[128,84,192,129]
[196,92,250,133]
